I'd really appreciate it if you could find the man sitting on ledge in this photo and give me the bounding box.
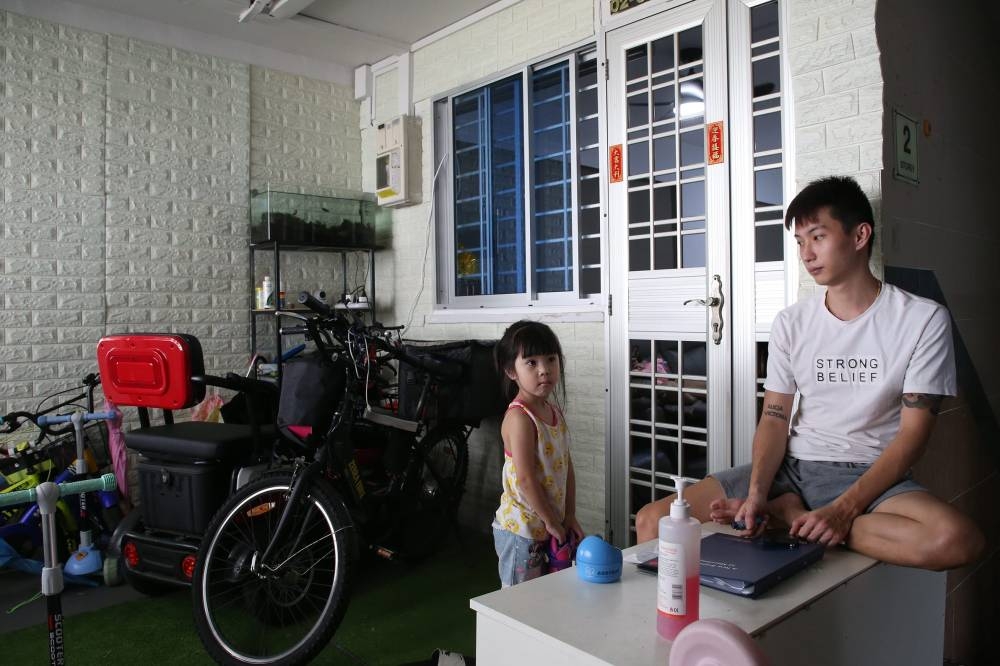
[636,176,984,571]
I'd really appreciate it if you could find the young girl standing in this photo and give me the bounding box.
[493,321,583,587]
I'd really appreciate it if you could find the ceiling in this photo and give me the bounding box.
[18,0,499,70]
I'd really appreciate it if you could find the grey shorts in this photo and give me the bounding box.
[492,521,546,587]
[711,457,928,513]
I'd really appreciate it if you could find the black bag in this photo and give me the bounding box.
[277,353,347,438]
[397,340,504,426]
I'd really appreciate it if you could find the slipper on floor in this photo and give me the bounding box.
[398,649,475,666]
[432,648,475,665]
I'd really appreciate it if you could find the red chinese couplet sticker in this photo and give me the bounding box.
[609,144,623,183]
[707,121,724,165]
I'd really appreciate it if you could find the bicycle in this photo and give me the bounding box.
[1,376,123,583]
[190,292,498,665]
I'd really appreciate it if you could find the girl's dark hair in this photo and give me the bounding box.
[494,320,566,404]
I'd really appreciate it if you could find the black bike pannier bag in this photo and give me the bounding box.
[277,353,346,439]
[397,340,504,426]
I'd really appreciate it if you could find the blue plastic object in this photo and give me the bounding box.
[575,535,622,583]
[64,544,103,576]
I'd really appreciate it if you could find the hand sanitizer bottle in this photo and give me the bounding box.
[657,476,701,640]
[261,276,274,309]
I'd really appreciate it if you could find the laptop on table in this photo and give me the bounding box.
[638,531,825,599]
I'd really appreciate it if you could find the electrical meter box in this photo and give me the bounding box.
[375,115,417,207]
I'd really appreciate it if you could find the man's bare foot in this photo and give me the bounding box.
[708,497,743,524]
[767,492,807,527]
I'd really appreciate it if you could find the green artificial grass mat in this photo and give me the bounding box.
[1,530,498,665]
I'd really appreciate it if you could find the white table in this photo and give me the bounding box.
[471,525,945,666]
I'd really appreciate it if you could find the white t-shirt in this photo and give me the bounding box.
[765,283,956,463]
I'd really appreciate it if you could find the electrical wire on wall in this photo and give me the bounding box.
[402,151,449,333]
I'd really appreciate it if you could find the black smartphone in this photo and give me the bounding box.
[759,528,801,549]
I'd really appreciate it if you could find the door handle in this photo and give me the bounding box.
[683,274,725,345]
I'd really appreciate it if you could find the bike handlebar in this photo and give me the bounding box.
[0,473,116,509]
[289,291,464,382]
[37,411,118,426]
[297,290,332,316]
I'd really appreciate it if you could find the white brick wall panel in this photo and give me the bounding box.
[859,141,882,172]
[858,83,883,114]
[789,33,855,76]
[0,239,31,256]
[796,124,827,153]
[56,361,96,380]
[6,189,57,207]
[826,110,881,146]
[148,309,193,326]
[212,235,247,252]
[191,248,230,265]
[151,277,193,292]
[0,171,29,188]
[212,320,248,335]
[177,325,215,341]
[31,241,81,260]
[210,264,243,281]
[788,0,853,21]
[81,310,104,326]
[0,205,32,226]
[818,4,878,39]
[170,49,211,70]
[31,276,77,291]
[32,344,83,362]
[0,343,31,361]
[2,382,32,400]
[56,259,104,277]
[104,293,128,308]
[5,325,56,344]
[56,226,97,244]
[106,243,146,260]
[5,292,54,310]
[56,57,107,85]
[170,293,212,309]
[192,309,232,325]
[106,276,150,291]
[852,25,878,58]
[7,258,57,275]
[7,362,57,381]
[81,278,103,293]
[58,327,104,343]
[30,381,72,402]
[823,54,881,94]
[128,293,170,310]
[105,143,148,166]
[798,145,860,179]
[56,293,103,309]
[1,277,31,291]
[171,261,213,278]
[796,90,858,126]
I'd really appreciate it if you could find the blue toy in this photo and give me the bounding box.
[575,535,622,583]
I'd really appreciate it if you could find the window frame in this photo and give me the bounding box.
[433,44,604,313]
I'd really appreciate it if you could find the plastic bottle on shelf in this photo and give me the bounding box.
[278,280,286,310]
[262,276,274,309]
[657,475,701,641]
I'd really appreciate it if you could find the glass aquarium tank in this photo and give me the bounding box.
[250,188,377,247]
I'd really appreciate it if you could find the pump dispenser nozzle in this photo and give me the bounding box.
[668,475,692,520]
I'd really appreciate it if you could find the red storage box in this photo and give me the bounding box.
[97,334,205,410]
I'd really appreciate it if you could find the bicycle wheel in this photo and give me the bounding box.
[192,474,355,666]
[395,426,469,559]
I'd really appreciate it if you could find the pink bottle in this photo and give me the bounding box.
[657,476,701,640]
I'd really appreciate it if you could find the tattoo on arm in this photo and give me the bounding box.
[902,393,945,415]
[763,402,788,421]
